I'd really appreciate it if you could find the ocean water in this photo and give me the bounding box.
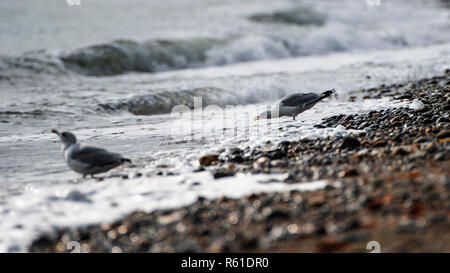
[0,0,449,252]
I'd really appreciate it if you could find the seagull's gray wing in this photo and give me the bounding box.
[280,93,321,107]
[70,146,123,167]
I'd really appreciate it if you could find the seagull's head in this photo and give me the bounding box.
[254,110,272,120]
[51,129,77,146]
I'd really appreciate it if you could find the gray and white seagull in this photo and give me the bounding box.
[255,89,336,120]
[51,129,131,178]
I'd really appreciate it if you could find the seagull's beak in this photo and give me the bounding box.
[51,129,59,135]
[254,116,260,120]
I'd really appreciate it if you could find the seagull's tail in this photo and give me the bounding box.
[307,89,336,106]
[321,89,336,98]
[121,158,132,163]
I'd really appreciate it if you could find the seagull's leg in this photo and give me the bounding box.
[83,174,86,179]
[293,115,296,120]
[91,174,95,178]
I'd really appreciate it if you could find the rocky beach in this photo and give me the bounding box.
[2,0,450,254]
[30,73,450,253]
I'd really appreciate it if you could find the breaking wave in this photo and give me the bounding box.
[98,87,226,116]
[248,7,327,26]
[3,4,450,78]
[0,53,68,82]
[60,39,219,76]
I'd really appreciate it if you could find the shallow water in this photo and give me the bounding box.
[0,0,449,252]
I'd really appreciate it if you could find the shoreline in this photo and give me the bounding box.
[30,73,449,253]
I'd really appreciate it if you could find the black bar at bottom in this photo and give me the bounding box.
[0,253,445,272]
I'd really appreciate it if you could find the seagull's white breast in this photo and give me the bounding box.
[63,144,90,174]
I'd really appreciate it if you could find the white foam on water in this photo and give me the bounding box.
[0,172,330,252]
[148,43,450,80]
[168,97,409,154]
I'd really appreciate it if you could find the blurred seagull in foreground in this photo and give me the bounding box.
[51,129,131,178]
[255,89,336,120]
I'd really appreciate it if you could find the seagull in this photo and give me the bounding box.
[51,129,131,178]
[255,89,336,120]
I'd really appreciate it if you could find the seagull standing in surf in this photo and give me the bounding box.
[51,129,131,178]
[255,89,336,120]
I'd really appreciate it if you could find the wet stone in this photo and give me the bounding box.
[199,154,219,166]
[340,137,360,150]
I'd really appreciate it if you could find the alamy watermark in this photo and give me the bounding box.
[67,0,81,6]
[67,240,382,253]
[366,0,381,6]
[366,241,381,253]
[169,97,283,143]
[67,241,81,253]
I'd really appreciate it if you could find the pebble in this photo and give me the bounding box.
[340,137,360,150]
[410,99,425,111]
[199,154,219,166]
[436,130,450,139]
